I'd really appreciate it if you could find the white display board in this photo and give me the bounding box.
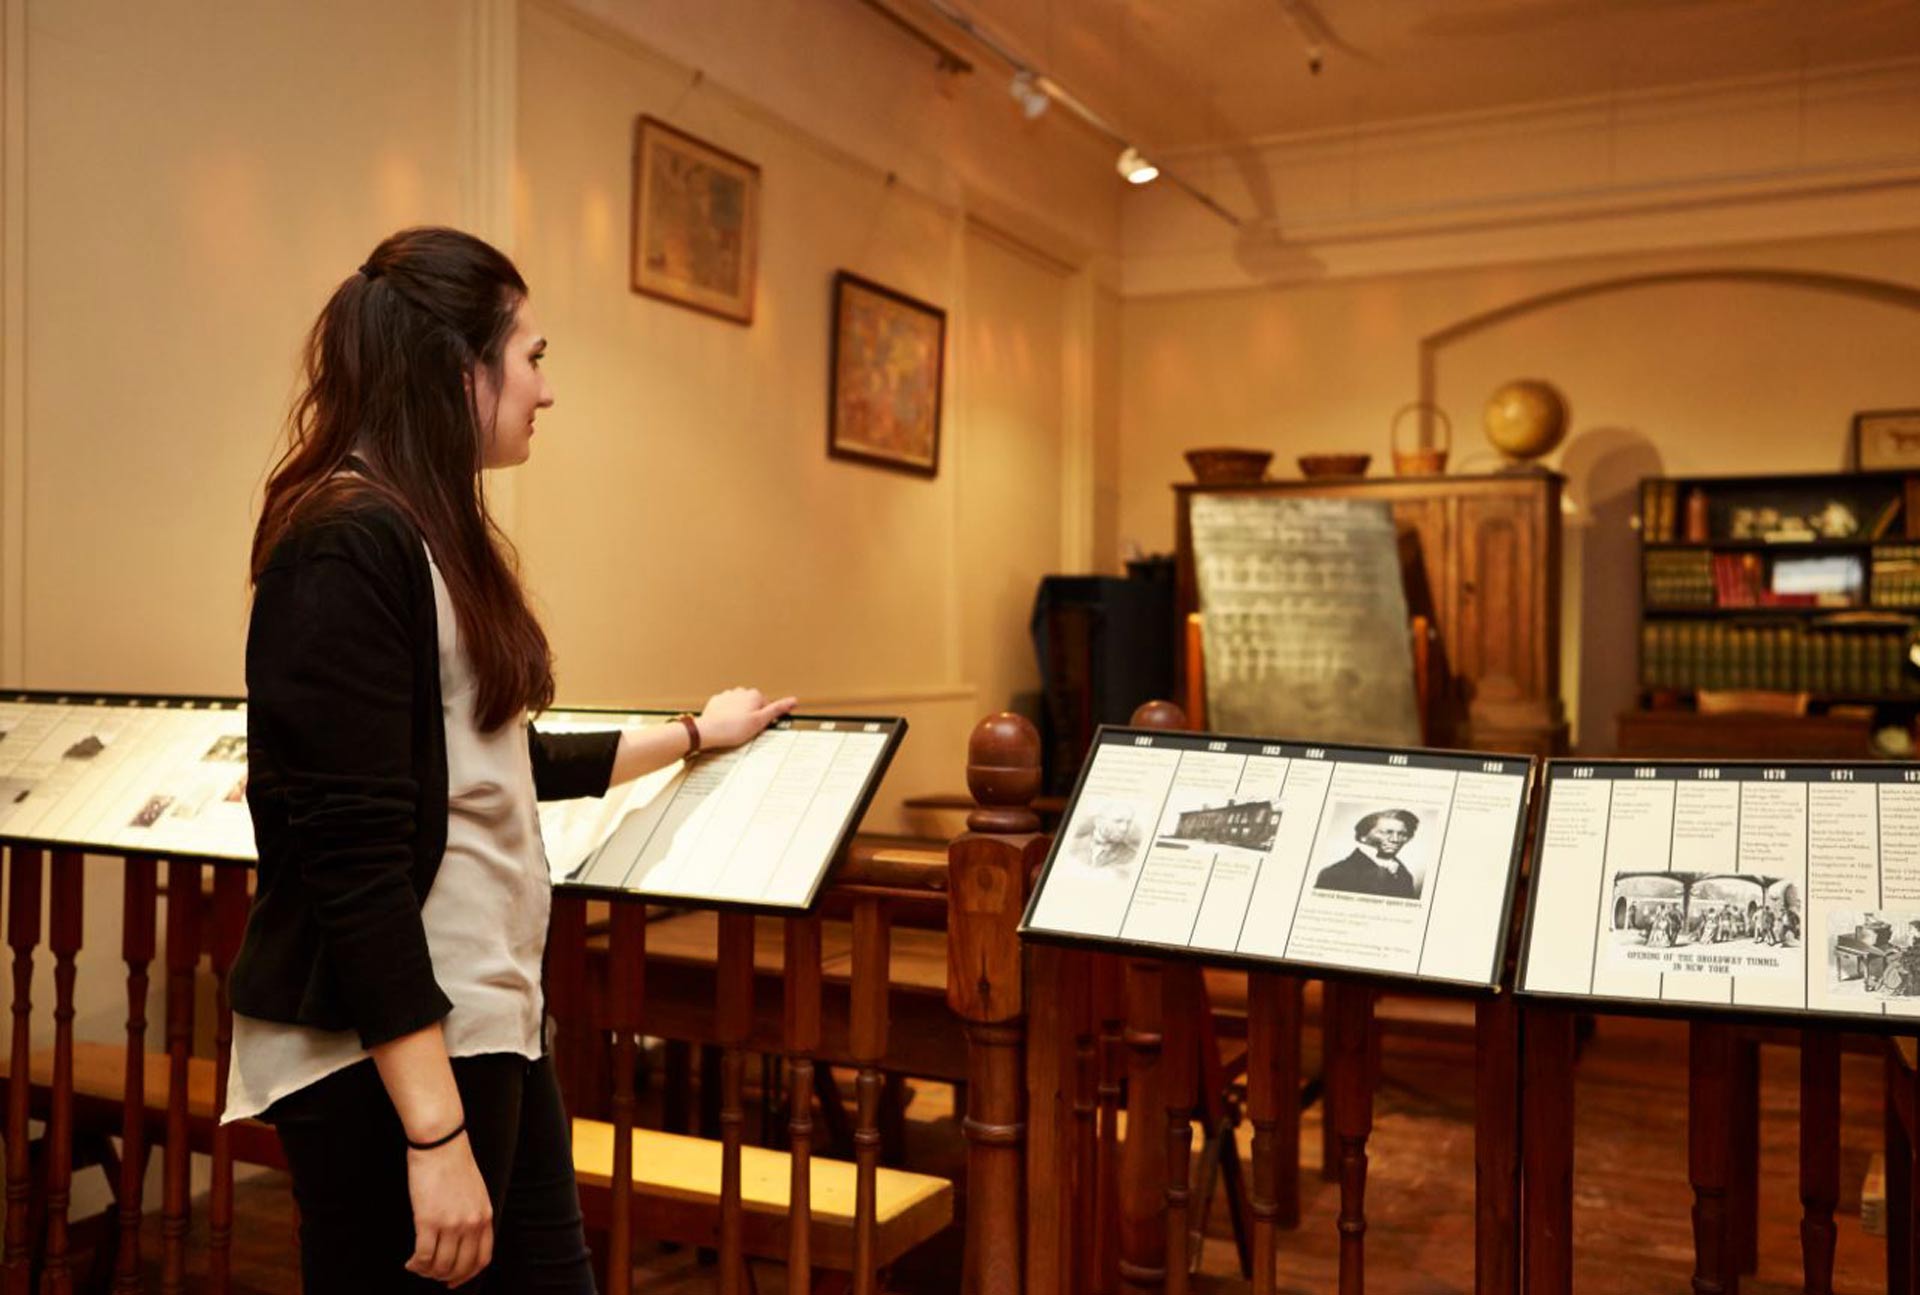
[0,694,255,860]
[542,712,904,912]
[1518,760,1920,1026]
[1020,727,1533,989]
[0,695,904,915]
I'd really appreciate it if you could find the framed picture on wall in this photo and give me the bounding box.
[827,271,946,478]
[1853,408,1920,470]
[630,116,760,325]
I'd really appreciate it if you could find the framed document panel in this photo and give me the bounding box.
[0,692,255,862]
[0,694,905,917]
[1020,726,1533,990]
[542,711,905,913]
[1519,759,1920,1029]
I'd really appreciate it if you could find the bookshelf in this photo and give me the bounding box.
[1637,470,1920,703]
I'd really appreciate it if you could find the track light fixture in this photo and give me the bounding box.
[1009,69,1050,119]
[1116,146,1159,185]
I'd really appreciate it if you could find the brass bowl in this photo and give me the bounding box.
[1298,453,1371,479]
[1184,447,1273,484]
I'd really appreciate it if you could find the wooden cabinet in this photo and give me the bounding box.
[1174,472,1567,754]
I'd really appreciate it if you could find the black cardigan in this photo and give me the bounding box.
[229,499,620,1047]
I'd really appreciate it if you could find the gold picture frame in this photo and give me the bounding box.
[827,271,946,478]
[630,116,760,325]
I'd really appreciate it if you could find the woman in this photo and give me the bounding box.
[225,226,794,1291]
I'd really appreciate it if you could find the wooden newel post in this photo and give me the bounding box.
[950,712,1045,1295]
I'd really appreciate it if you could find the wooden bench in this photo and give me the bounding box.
[0,1041,283,1169]
[571,1119,952,1277]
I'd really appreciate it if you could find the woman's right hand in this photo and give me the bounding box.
[404,1134,494,1287]
[696,686,798,751]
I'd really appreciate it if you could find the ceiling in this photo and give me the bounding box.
[903,0,1920,153]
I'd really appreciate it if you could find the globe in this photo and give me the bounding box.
[1483,379,1568,463]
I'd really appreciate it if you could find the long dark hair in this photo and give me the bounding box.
[253,226,553,731]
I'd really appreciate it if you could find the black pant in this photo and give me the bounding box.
[267,1052,597,1293]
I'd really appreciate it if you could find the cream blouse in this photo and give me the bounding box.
[224,547,550,1122]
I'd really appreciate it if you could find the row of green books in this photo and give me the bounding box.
[1643,549,1713,608]
[1872,544,1920,609]
[1641,620,1918,694]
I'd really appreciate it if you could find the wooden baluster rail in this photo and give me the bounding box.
[716,911,753,1295]
[1799,1028,1840,1295]
[116,856,158,1295]
[1689,1021,1737,1295]
[1246,972,1289,1295]
[605,900,645,1295]
[949,713,1044,1295]
[40,851,82,1295]
[548,892,592,1117]
[1093,956,1124,1295]
[1026,920,1075,1295]
[851,898,890,1294]
[161,859,201,1295]
[1115,698,1188,1295]
[1522,1003,1577,1295]
[4,846,41,1295]
[1474,994,1522,1295]
[1070,952,1099,1295]
[207,865,248,1294]
[1161,966,1199,1295]
[784,913,822,1289]
[1326,982,1375,1295]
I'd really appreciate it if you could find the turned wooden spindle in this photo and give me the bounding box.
[1067,950,1099,1295]
[1474,994,1523,1295]
[1161,965,1200,1295]
[3,846,42,1295]
[851,898,890,1295]
[716,911,753,1295]
[1689,1021,1737,1295]
[1729,1035,1760,1276]
[784,914,823,1287]
[949,712,1044,1295]
[42,851,84,1295]
[1093,955,1125,1295]
[606,901,645,1295]
[1119,955,1168,1295]
[1327,981,1375,1295]
[207,865,248,1295]
[1026,932,1072,1295]
[115,856,158,1295]
[1522,1003,1576,1295]
[1246,972,1285,1295]
[1118,699,1188,1295]
[546,891,591,1115]
[1799,1028,1840,1295]
[161,859,202,1295]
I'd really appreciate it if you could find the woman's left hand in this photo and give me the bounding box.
[696,687,798,750]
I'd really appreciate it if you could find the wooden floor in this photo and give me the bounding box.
[105,1014,1888,1293]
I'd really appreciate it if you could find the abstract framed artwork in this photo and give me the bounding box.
[827,271,946,477]
[630,116,760,325]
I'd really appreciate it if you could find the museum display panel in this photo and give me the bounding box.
[1020,724,1533,988]
[1520,758,1920,1026]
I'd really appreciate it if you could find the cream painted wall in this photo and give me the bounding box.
[512,4,1105,830]
[1115,227,1920,752]
[16,0,487,697]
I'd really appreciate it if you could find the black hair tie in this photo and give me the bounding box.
[406,1119,465,1152]
[359,262,383,280]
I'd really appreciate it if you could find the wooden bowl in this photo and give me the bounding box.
[1297,453,1371,479]
[1184,448,1272,484]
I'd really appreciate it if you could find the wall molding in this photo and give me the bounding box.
[1,0,26,686]
[1124,57,1920,295]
